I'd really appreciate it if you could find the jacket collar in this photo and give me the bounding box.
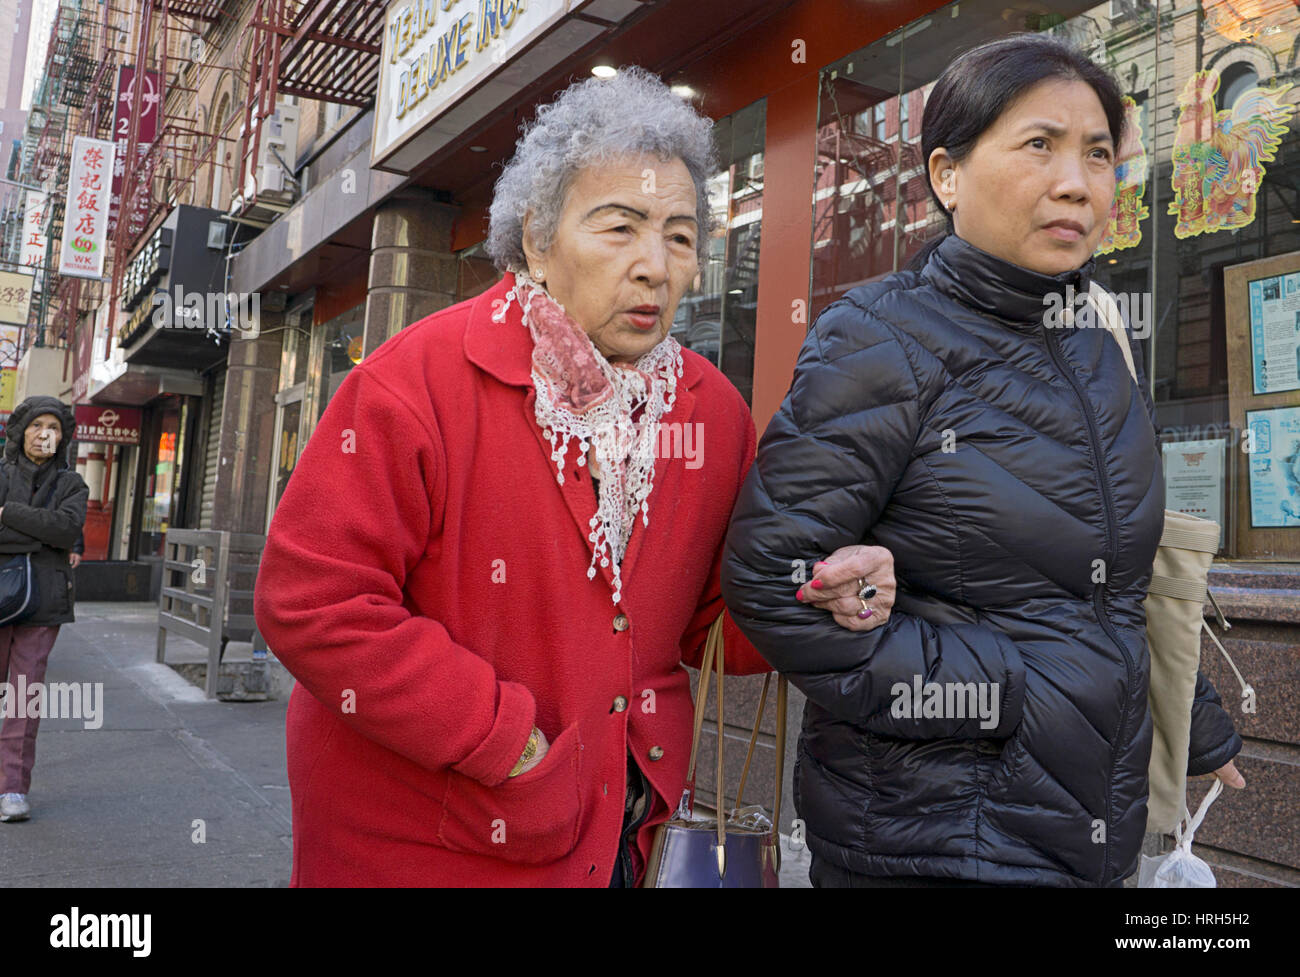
[920,233,1096,330]
[464,271,706,389]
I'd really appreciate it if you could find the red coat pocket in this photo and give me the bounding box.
[437,723,585,866]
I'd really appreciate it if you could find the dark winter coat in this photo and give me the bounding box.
[720,233,1241,887]
[0,396,89,627]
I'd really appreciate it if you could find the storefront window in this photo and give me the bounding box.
[672,98,766,405]
[317,303,364,410]
[457,241,499,303]
[138,399,188,557]
[271,399,302,508]
[812,0,1300,442]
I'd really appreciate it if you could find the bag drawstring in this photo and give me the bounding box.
[1200,618,1252,704]
[1174,777,1223,851]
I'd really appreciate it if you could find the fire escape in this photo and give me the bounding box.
[812,75,930,315]
[233,0,386,225]
[105,1,231,330]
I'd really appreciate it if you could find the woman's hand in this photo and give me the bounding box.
[1209,759,1245,789]
[514,727,551,776]
[796,544,897,632]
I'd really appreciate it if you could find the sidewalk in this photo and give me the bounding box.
[0,601,810,888]
[0,602,293,887]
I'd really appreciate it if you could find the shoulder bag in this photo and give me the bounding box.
[643,614,788,887]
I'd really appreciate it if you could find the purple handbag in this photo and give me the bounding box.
[643,615,788,888]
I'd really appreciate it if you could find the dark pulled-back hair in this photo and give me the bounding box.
[907,33,1126,271]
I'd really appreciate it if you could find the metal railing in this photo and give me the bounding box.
[156,528,266,698]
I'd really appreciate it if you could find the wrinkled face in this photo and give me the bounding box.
[24,413,62,461]
[522,153,699,365]
[929,78,1117,276]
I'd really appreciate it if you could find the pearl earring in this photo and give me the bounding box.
[534,268,544,279]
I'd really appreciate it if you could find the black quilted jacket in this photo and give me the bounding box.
[720,233,1241,887]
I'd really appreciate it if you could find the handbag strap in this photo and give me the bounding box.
[733,672,789,844]
[685,613,790,877]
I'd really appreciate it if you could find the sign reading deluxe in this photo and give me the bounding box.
[372,0,567,172]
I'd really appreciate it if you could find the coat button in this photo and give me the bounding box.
[648,746,664,761]
[613,614,629,631]
[612,695,628,712]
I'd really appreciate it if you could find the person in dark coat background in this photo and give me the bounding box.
[721,34,1243,887]
[0,395,89,823]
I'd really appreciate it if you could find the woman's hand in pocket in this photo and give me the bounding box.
[513,727,550,776]
[796,544,896,632]
[438,723,585,865]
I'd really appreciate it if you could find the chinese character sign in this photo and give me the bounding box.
[0,367,14,412]
[0,272,33,325]
[74,404,142,444]
[19,190,48,275]
[59,136,117,279]
[110,66,160,237]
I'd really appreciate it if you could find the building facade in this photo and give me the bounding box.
[6,0,1298,884]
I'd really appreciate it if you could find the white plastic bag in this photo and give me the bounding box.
[1138,778,1223,888]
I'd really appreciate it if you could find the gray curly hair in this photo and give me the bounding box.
[486,65,718,273]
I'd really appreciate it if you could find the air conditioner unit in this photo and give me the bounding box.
[241,102,300,199]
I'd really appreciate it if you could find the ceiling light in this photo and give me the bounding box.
[591,65,617,79]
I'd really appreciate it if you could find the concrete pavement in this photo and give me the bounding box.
[0,602,292,887]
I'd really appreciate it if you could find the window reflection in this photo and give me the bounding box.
[672,98,765,405]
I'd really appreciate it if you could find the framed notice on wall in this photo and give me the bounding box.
[1226,250,1300,559]
[1248,270,1300,394]
[1246,406,1300,528]
[1160,434,1234,552]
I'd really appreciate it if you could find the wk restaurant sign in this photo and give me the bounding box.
[372,0,567,172]
[75,405,142,445]
[58,137,116,280]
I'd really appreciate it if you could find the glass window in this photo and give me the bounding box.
[457,241,499,304]
[671,97,765,405]
[138,400,186,557]
[317,303,364,413]
[810,0,1300,446]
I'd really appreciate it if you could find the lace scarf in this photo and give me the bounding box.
[492,271,683,603]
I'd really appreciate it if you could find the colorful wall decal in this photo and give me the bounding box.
[1098,95,1149,255]
[1169,69,1295,239]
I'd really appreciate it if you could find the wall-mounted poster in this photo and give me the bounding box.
[1248,271,1300,394]
[1162,437,1228,547]
[1246,406,1300,527]
[1169,70,1294,239]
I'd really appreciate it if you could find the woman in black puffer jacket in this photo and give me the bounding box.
[720,34,1243,887]
[0,395,89,823]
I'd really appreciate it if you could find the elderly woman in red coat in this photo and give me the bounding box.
[253,66,895,887]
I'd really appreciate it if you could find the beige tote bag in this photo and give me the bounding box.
[1088,283,1247,834]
